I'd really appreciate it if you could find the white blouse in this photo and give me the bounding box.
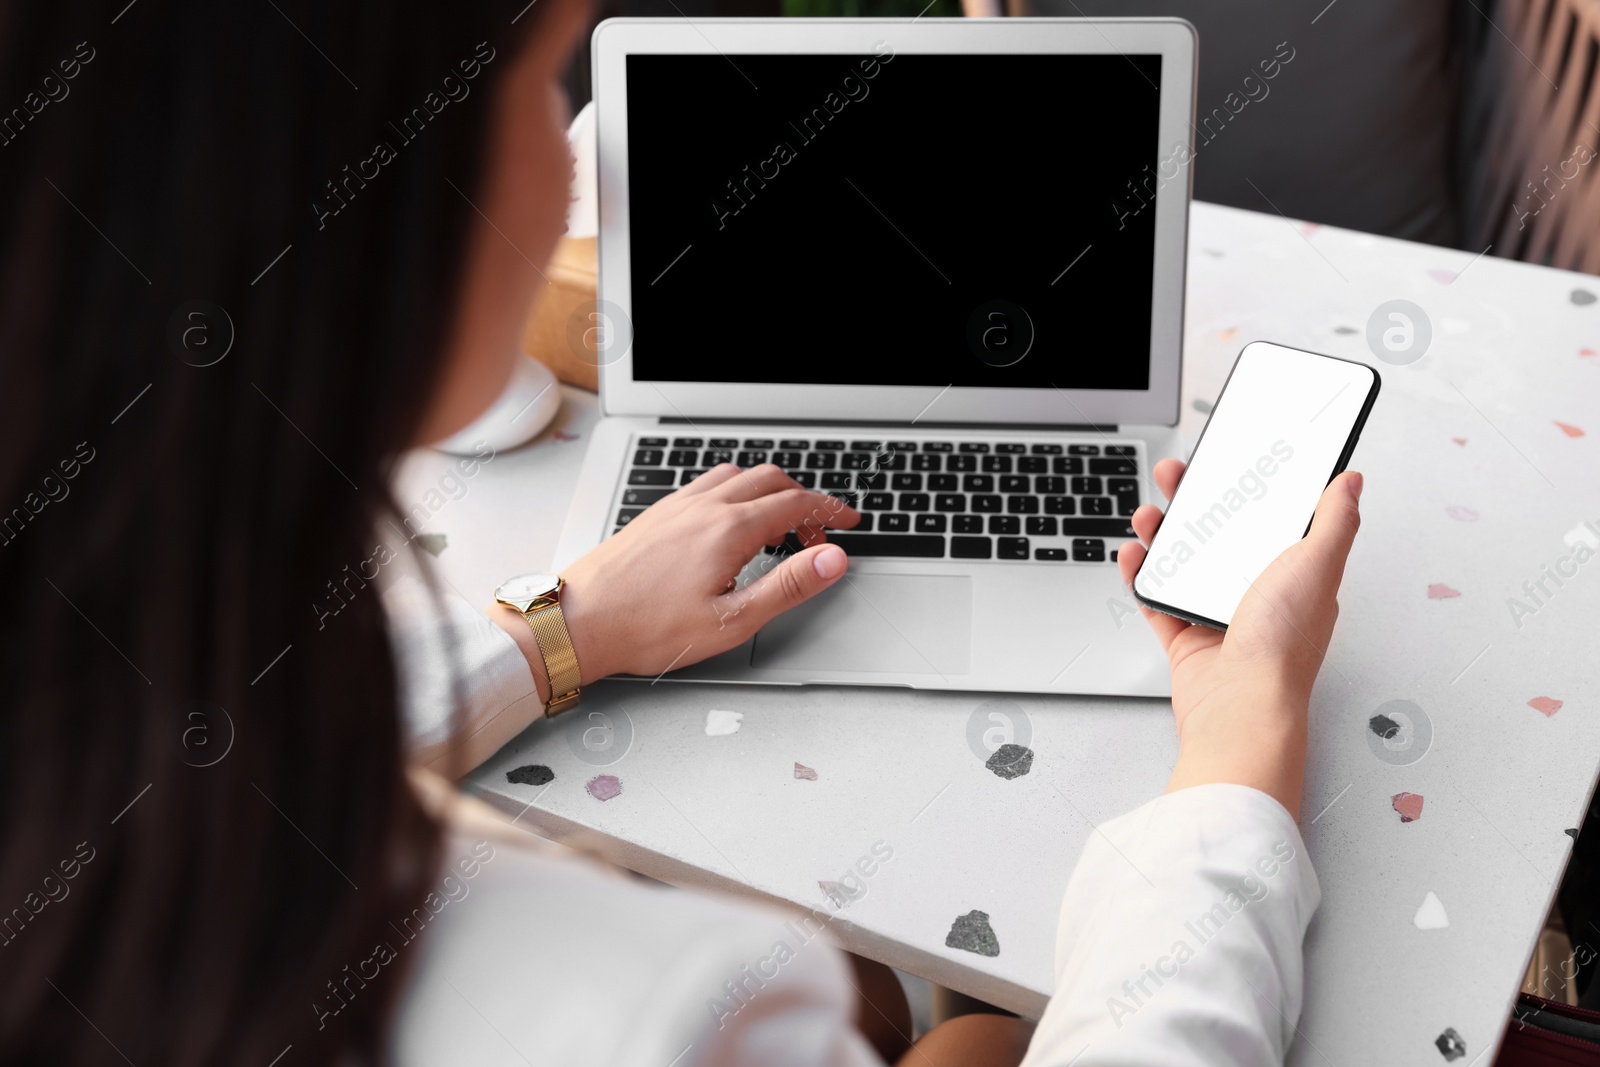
[385,575,1320,1066]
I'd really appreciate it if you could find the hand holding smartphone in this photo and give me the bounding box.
[1132,342,1380,629]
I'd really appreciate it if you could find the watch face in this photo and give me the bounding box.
[496,573,560,605]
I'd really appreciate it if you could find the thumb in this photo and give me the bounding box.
[718,542,849,635]
[1300,471,1363,585]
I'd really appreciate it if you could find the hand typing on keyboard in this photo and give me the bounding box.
[543,464,862,683]
[1116,457,1364,820]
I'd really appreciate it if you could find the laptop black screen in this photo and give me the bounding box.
[624,52,1162,391]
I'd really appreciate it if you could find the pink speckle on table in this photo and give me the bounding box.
[1301,223,1322,238]
[554,431,581,442]
[1528,696,1564,718]
[1445,506,1478,522]
[1428,583,1461,599]
[1452,437,1468,446]
[794,762,818,781]
[1392,792,1425,823]
[1555,421,1586,438]
[587,774,622,801]
[1581,348,1596,358]
[1218,327,1240,341]
[1429,269,1458,285]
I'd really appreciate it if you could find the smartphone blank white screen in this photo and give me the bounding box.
[1133,342,1378,628]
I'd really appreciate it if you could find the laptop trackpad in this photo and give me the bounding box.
[751,574,971,675]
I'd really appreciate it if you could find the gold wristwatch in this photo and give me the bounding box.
[494,573,582,717]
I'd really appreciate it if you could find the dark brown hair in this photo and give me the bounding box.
[0,0,547,1062]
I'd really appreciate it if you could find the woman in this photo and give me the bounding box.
[0,0,1361,1063]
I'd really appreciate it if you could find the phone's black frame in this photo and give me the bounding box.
[1131,342,1382,631]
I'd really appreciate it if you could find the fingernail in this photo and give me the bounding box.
[813,545,846,580]
[1347,471,1364,501]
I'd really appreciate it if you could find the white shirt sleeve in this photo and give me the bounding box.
[1020,784,1320,1067]
[381,572,544,776]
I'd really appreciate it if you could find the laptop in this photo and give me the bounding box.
[554,17,1197,697]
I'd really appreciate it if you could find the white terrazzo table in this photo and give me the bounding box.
[396,201,1600,1066]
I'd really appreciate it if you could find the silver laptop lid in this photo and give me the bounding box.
[593,18,1195,428]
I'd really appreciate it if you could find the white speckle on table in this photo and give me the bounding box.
[705,710,743,736]
[1414,891,1449,930]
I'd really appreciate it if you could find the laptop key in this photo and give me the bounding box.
[1044,495,1076,515]
[1106,445,1136,456]
[981,455,1013,473]
[850,441,882,452]
[710,438,739,448]
[912,453,942,472]
[1036,475,1066,494]
[743,439,774,449]
[628,469,674,486]
[638,437,667,447]
[958,442,989,453]
[863,492,895,510]
[1035,547,1068,561]
[703,449,733,466]
[679,469,708,486]
[878,513,911,532]
[947,453,977,472]
[1052,456,1085,475]
[1090,457,1138,476]
[842,452,873,470]
[822,472,852,490]
[951,535,993,559]
[616,507,645,526]
[998,537,1030,560]
[633,449,664,466]
[922,441,953,452]
[1108,477,1138,496]
[1072,538,1107,562]
[815,439,846,450]
[935,493,966,512]
[805,453,837,470]
[672,437,703,448]
[623,487,674,506]
[899,493,930,511]
[772,450,802,468]
[1060,518,1135,537]
[988,515,1020,535]
[737,451,768,466]
[1082,497,1112,516]
[1026,516,1057,536]
[972,494,1002,513]
[1068,444,1100,455]
[790,471,816,488]
[891,473,922,491]
[1118,496,1138,516]
[889,440,917,451]
[1018,456,1047,473]
[668,449,698,466]
[821,532,944,557]
[999,475,1028,493]
[915,514,947,533]
[879,453,907,470]
[1072,476,1103,495]
[928,474,958,492]
[829,492,858,510]
[996,443,1025,454]
[963,474,995,493]
[779,439,810,450]
[1031,443,1063,454]
[853,513,874,531]
[953,514,983,534]
[1006,495,1039,514]
[856,472,887,490]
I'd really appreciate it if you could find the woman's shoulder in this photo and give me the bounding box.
[392,832,878,1067]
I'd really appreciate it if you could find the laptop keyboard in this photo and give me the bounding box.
[612,435,1142,563]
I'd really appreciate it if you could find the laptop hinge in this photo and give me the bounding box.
[655,416,1111,433]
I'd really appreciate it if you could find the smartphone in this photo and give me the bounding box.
[1132,342,1381,629]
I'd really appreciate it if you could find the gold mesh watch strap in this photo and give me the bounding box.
[523,598,582,717]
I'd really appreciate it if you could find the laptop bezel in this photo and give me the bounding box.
[591,17,1196,428]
